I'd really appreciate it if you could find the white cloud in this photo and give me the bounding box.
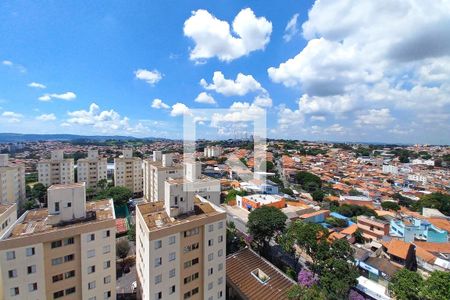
[283,14,299,42]
[183,8,272,62]
[36,113,56,121]
[1,60,26,73]
[28,82,46,89]
[38,92,76,102]
[194,92,216,104]
[200,71,265,96]
[170,103,190,117]
[151,98,170,109]
[253,94,272,107]
[135,69,162,85]
[1,111,23,123]
[2,60,13,66]
[355,108,394,128]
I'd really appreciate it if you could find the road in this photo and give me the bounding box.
[116,265,136,294]
[275,158,290,188]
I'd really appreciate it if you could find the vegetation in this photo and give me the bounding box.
[225,189,246,204]
[394,192,413,207]
[259,160,275,172]
[381,201,400,211]
[412,193,450,216]
[281,187,294,196]
[25,172,38,184]
[312,189,325,202]
[332,203,377,218]
[420,271,450,300]
[116,239,131,259]
[247,206,287,251]
[349,189,364,196]
[127,224,136,242]
[23,200,38,210]
[95,186,133,206]
[389,269,423,300]
[226,221,245,255]
[31,183,47,203]
[325,217,347,228]
[295,171,322,192]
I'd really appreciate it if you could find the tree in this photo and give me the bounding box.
[389,269,423,300]
[97,179,108,191]
[312,190,325,202]
[381,201,400,211]
[295,171,322,190]
[281,187,294,196]
[225,189,246,203]
[95,186,133,206]
[412,193,450,216]
[325,217,347,228]
[333,204,377,217]
[127,224,136,242]
[23,200,38,210]
[319,257,359,300]
[349,189,364,196]
[247,206,287,250]
[116,239,130,259]
[420,271,450,300]
[31,183,47,203]
[353,229,365,244]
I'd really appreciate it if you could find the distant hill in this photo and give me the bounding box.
[0,133,164,142]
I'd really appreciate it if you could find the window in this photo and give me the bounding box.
[64,237,74,245]
[88,281,96,289]
[51,240,62,248]
[104,291,112,299]
[155,257,162,267]
[218,277,223,285]
[52,274,64,282]
[66,287,75,295]
[218,263,223,271]
[218,290,223,298]
[26,264,35,274]
[208,239,213,246]
[10,287,19,296]
[218,221,223,229]
[192,257,199,265]
[169,268,176,278]
[169,236,176,245]
[104,275,111,284]
[192,287,199,295]
[183,291,191,299]
[103,245,111,254]
[208,224,214,232]
[6,250,15,260]
[89,297,97,300]
[54,290,64,298]
[26,247,35,256]
[87,249,96,258]
[64,254,74,262]
[88,234,95,242]
[169,252,176,261]
[104,260,111,269]
[155,274,162,284]
[103,230,110,238]
[218,249,223,257]
[184,276,191,284]
[192,272,199,280]
[208,253,214,261]
[88,265,96,274]
[8,269,17,278]
[55,202,60,213]
[218,235,224,243]
[170,285,176,294]
[208,282,213,290]
[52,257,63,266]
[155,291,162,299]
[208,267,213,275]
[65,270,75,279]
[28,283,37,292]
[155,240,162,249]
[67,202,72,208]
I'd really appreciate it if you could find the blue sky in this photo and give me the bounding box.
[1,0,449,144]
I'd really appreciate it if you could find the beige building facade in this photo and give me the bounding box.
[0,155,26,207]
[0,183,116,300]
[114,149,143,194]
[37,150,74,187]
[77,149,107,189]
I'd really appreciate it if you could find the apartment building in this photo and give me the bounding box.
[114,149,143,195]
[0,203,17,237]
[0,183,116,300]
[165,162,221,208]
[357,216,390,242]
[136,193,226,300]
[204,146,223,158]
[143,151,183,202]
[37,150,74,187]
[0,155,26,207]
[77,149,107,189]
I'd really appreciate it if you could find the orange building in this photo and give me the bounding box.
[237,194,286,210]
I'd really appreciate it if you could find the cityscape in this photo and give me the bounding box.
[0,1,449,300]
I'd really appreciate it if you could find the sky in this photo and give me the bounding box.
[0,0,449,144]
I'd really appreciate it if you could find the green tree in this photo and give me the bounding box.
[116,239,130,259]
[412,193,450,216]
[225,189,246,203]
[287,285,327,300]
[420,271,450,300]
[381,201,400,211]
[389,269,423,300]
[295,171,322,190]
[349,189,364,196]
[31,183,47,203]
[281,187,294,196]
[23,200,38,211]
[353,229,365,244]
[312,190,325,202]
[97,179,108,191]
[319,257,359,300]
[95,186,133,206]
[325,217,347,228]
[127,224,136,241]
[247,206,287,250]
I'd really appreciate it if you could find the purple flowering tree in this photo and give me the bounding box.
[297,269,318,288]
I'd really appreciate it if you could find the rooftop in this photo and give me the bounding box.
[6,199,114,238]
[382,239,413,260]
[243,194,284,205]
[48,182,85,190]
[226,247,295,300]
[0,203,15,215]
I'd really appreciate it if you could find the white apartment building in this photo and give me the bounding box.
[37,150,74,187]
[77,149,107,189]
[114,149,143,194]
[136,193,226,300]
[411,159,435,166]
[0,155,25,207]
[0,203,17,238]
[204,146,223,158]
[407,173,428,185]
[0,182,116,300]
[143,151,183,202]
[382,164,399,175]
[165,162,221,209]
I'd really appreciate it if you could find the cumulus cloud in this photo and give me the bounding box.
[194,92,216,104]
[183,8,272,62]
[1,111,23,123]
[170,103,190,117]
[38,92,76,102]
[355,108,395,128]
[135,69,162,85]
[151,98,170,109]
[200,71,265,96]
[36,113,56,121]
[283,14,299,42]
[28,82,46,89]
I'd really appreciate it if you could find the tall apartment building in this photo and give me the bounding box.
[114,149,143,195]
[0,155,26,207]
[77,149,107,189]
[0,203,17,237]
[143,151,183,202]
[37,150,74,187]
[0,182,116,300]
[204,146,223,158]
[136,193,226,300]
[165,162,221,208]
